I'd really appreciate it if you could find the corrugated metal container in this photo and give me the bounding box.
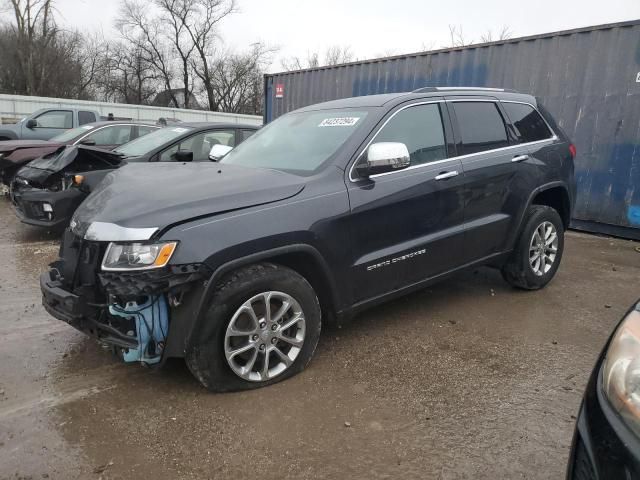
[264,20,640,239]
[0,94,262,126]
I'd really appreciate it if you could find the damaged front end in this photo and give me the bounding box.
[41,229,209,365]
[11,146,122,229]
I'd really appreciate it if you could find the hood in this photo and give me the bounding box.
[72,162,305,236]
[0,140,63,169]
[0,139,60,153]
[16,145,122,185]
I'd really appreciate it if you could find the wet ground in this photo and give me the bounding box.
[0,197,639,480]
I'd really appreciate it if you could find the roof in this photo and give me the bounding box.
[267,19,640,77]
[176,122,260,130]
[85,120,158,128]
[295,88,535,112]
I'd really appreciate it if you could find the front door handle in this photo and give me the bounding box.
[512,154,529,163]
[435,170,459,181]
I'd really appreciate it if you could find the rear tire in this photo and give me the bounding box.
[186,263,321,392]
[501,205,565,290]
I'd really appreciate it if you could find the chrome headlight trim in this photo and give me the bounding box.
[101,241,178,271]
[84,222,158,242]
[602,302,640,436]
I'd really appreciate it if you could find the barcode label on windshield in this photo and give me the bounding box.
[318,117,360,127]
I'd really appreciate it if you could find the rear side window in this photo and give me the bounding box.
[452,102,509,155]
[136,125,158,138]
[78,111,97,125]
[85,125,133,146]
[502,102,553,143]
[374,103,446,166]
[240,129,256,142]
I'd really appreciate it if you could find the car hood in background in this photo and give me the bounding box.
[0,139,60,153]
[16,145,123,185]
[0,140,64,169]
[71,162,305,235]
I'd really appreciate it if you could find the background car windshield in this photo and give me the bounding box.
[221,110,369,175]
[115,126,194,157]
[50,125,95,143]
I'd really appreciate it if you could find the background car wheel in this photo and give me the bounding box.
[501,205,565,290]
[186,263,321,392]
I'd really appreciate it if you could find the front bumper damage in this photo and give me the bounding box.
[41,231,209,364]
[11,181,85,229]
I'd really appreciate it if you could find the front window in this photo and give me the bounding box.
[158,129,236,162]
[373,104,446,166]
[34,110,73,129]
[115,126,194,157]
[221,110,369,175]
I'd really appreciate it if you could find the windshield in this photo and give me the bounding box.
[50,125,96,143]
[115,126,194,157]
[220,109,369,175]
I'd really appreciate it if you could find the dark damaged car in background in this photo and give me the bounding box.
[40,88,576,392]
[0,121,159,186]
[10,123,258,230]
[567,300,640,480]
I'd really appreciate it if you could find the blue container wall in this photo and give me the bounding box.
[265,21,640,237]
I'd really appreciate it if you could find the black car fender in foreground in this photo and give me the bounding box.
[567,300,640,480]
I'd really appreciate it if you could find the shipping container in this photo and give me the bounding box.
[264,20,640,239]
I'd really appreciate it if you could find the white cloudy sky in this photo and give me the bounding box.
[51,0,640,72]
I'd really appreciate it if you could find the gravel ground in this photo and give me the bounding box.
[0,197,639,480]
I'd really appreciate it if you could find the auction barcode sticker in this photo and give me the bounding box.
[318,117,360,127]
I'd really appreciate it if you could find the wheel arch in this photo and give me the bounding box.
[530,183,571,229]
[505,181,571,255]
[187,244,340,350]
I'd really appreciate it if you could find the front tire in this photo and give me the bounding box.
[501,205,565,290]
[186,263,321,392]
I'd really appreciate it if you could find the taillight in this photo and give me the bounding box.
[569,144,577,159]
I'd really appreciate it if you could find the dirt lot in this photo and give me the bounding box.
[0,198,639,480]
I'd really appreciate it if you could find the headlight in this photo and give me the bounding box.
[603,304,640,435]
[101,241,178,271]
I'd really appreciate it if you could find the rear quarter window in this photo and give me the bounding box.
[502,102,553,143]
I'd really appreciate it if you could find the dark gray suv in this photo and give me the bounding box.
[41,87,576,391]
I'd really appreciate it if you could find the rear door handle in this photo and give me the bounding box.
[435,171,459,181]
[512,154,529,163]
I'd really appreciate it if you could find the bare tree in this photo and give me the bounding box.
[173,0,236,111]
[324,45,353,65]
[280,45,353,71]
[446,24,473,48]
[204,42,274,114]
[4,0,57,95]
[479,25,512,43]
[116,0,179,107]
[99,40,158,104]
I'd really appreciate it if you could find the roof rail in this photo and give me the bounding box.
[412,86,516,93]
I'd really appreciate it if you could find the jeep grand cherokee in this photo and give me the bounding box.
[40,87,576,391]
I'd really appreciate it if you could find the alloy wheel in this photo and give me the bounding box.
[529,221,558,276]
[224,291,306,382]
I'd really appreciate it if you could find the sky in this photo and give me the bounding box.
[51,0,640,72]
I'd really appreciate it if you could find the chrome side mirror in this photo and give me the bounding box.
[209,144,233,161]
[355,142,411,178]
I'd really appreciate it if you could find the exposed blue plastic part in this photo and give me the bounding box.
[109,295,169,365]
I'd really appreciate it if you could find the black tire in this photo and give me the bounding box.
[501,205,565,290]
[186,263,321,392]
